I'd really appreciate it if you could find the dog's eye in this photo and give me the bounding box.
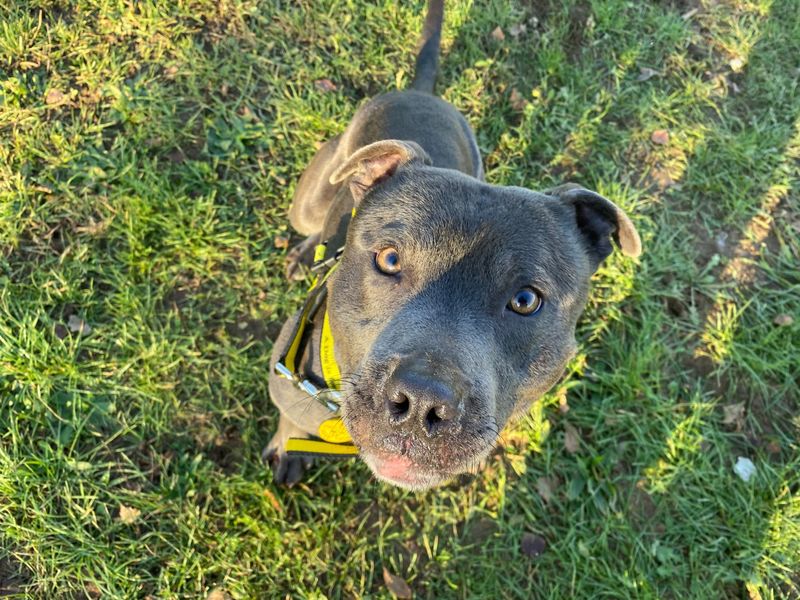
[508,287,542,315]
[375,247,401,275]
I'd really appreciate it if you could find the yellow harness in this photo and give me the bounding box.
[274,242,359,458]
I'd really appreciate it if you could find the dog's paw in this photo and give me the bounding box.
[263,419,314,486]
[284,234,320,281]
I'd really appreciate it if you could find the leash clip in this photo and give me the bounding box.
[274,361,341,413]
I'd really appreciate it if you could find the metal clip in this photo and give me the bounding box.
[274,361,341,413]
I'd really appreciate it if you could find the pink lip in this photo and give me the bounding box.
[373,455,415,480]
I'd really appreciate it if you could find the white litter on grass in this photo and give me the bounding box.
[734,457,757,482]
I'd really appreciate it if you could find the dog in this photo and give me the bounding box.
[264,0,641,490]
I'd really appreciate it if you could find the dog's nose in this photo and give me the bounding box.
[385,363,464,436]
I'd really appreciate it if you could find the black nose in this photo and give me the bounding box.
[385,362,464,436]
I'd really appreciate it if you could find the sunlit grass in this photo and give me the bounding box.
[1,0,798,597]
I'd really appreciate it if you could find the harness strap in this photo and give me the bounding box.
[275,242,358,459]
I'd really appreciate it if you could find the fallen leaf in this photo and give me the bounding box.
[383,567,412,599]
[509,88,528,111]
[464,517,498,543]
[508,23,527,37]
[773,314,793,326]
[118,504,141,524]
[722,402,745,428]
[733,456,756,482]
[274,235,290,249]
[681,7,699,20]
[729,57,744,72]
[491,26,505,41]
[262,488,282,511]
[45,89,64,105]
[557,388,570,414]
[637,67,659,82]
[564,423,580,454]
[766,440,781,454]
[650,166,675,190]
[314,78,337,92]
[536,476,554,504]
[520,532,546,558]
[651,129,670,145]
[67,314,92,335]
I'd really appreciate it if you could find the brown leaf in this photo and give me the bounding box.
[314,78,337,93]
[773,314,793,326]
[564,423,580,454]
[508,23,527,37]
[491,26,505,41]
[274,235,290,249]
[262,488,282,512]
[766,440,781,454]
[509,88,528,111]
[520,532,546,558]
[45,89,65,105]
[206,589,230,600]
[464,517,498,543]
[637,67,659,82]
[118,504,141,524]
[536,476,555,504]
[722,402,745,428]
[383,567,412,599]
[651,129,670,145]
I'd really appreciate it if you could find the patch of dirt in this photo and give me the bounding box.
[0,554,32,597]
[205,425,244,474]
[224,315,273,345]
[625,481,666,535]
[655,0,703,15]
[518,0,592,61]
[564,1,592,61]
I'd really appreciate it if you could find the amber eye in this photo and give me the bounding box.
[375,247,401,275]
[508,287,542,315]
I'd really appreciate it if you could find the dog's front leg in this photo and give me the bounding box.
[262,412,314,485]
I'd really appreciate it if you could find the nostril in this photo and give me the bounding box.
[424,406,444,432]
[388,393,410,418]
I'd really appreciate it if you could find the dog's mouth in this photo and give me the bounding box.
[360,451,453,490]
[348,414,497,490]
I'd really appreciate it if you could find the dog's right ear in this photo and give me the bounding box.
[329,140,432,204]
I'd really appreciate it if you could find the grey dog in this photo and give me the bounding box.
[264,0,641,490]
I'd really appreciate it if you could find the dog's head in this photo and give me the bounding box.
[327,140,640,490]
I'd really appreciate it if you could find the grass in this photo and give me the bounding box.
[1,0,798,597]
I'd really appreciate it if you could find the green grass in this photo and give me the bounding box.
[1,0,798,597]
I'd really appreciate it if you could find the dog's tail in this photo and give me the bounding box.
[410,0,444,93]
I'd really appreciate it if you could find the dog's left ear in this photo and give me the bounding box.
[548,183,642,268]
[329,140,432,205]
